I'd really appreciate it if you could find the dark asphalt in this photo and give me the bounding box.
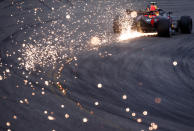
[0,0,194,131]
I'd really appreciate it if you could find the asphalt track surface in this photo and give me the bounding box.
[0,0,194,131]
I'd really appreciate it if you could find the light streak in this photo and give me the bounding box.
[118,29,157,41]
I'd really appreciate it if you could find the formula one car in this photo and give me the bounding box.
[113,2,193,37]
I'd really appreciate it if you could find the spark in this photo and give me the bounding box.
[132,112,136,117]
[21,44,59,70]
[82,117,88,123]
[41,91,45,95]
[125,107,130,112]
[19,100,24,104]
[18,57,22,61]
[94,101,99,106]
[24,98,29,104]
[6,69,10,73]
[131,11,137,18]
[152,124,158,130]
[44,110,48,114]
[155,97,162,104]
[54,38,58,41]
[66,14,70,19]
[137,118,142,123]
[13,115,18,120]
[122,94,127,100]
[150,123,158,130]
[45,81,49,86]
[48,116,55,120]
[97,83,102,88]
[6,122,11,127]
[90,36,101,46]
[173,61,178,66]
[149,127,153,131]
[24,80,28,85]
[117,15,157,42]
[61,105,64,108]
[143,111,148,116]
[65,113,70,119]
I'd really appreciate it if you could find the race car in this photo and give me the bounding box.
[113,2,193,37]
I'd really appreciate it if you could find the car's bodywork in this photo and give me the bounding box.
[113,2,192,37]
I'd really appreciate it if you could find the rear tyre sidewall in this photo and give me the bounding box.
[180,16,192,34]
[157,19,171,37]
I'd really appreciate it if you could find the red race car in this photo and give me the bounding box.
[113,2,193,37]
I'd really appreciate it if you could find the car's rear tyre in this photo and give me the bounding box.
[157,19,171,37]
[180,16,192,34]
[113,16,122,34]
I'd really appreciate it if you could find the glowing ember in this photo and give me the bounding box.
[45,81,49,86]
[18,57,22,61]
[137,118,142,123]
[66,14,70,19]
[173,61,178,66]
[152,124,158,130]
[44,110,48,114]
[19,100,24,104]
[41,91,45,95]
[6,69,10,73]
[149,126,153,131]
[90,36,101,46]
[125,107,130,112]
[6,122,11,127]
[122,94,127,100]
[61,105,65,108]
[132,112,136,117]
[150,122,158,130]
[94,101,99,106]
[97,83,102,88]
[143,111,148,116]
[48,116,55,120]
[65,113,70,119]
[13,115,17,120]
[131,11,138,18]
[24,98,29,104]
[82,117,88,123]
[155,97,162,104]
